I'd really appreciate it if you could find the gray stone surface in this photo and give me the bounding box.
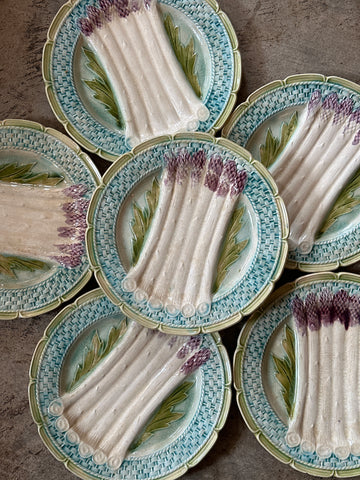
[0,0,359,479]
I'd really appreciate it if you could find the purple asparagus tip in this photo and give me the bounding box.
[349,295,360,327]
[319,289,334,326]
[307,90,322,115]
[180,348,211,375]
[216,160,237,197]
[333,289,351,329]
[175,149,191,185]
[320,92,339,122]
[114,0,130,17]
[291,295,307,335]
[333,97,354,125]
[177,336,202,359]
[204,154,223,192]
[86,5,103,28]
[63,184,88,198]
[305,293,320,331]
[191,150,207,183]
[78,17,94,36]
[99,0,114,20]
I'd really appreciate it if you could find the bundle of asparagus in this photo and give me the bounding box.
[287,289,360,459]
[78,0,209,147]
[269,91,360,254]
[123,148,247,317]
[49,323,211,470]
[0,183,89,268]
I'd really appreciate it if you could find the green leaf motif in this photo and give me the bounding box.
[131,177,160,266]
[318,171,360,235]
[0,254,49,278]
[212,206,248,294]
[164,15,202,98]
[259,112,298,168]
[68,320,128,391]
[272,325,296,418]
[83,47,124,129]
[0,162,64,186]
[130,381,194,451]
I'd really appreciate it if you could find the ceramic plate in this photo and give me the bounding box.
[43,0,241,161]
[0,119,100,319]
[29,288,231,480]
[86,133,288,334]
[234,271,360,477]
[223,74,360,272]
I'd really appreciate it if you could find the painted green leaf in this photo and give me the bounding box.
[164,15,202,98]
[131,177,160,266]
[272,325,296,418]
[212,206,248,294]
[259,112,298,168]
[0,162,63,186]
[130,381,194,451]
[68,320,128,391]
[83,47,124,129]
[0,254,49,278]
[318,171,360,236]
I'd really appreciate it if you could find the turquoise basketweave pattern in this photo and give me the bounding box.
[225,79,360,268]
[241,278,360,472]
[35,292,227,479]
[0,125,99,316]
[50,0,235,158]
[90,137,284,331]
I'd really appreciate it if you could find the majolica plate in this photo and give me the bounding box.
[43,0,241,161]
[86,133,288,334]
[223,74,360,272]
[234,271,360,477]
[0,119,100,319]
[29,288,231,480]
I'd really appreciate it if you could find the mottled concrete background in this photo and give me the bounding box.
[0,1,360,479]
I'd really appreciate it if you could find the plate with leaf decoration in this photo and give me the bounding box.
[0,119,100,320]
[223,74,360,272]
[29,288,231,480]
[43,0,241,161]
[234,271,360,477]
[86,133,288,334]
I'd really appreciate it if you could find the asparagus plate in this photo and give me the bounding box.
[223,74,360,272]
[86,133,288,334]
[0,119,100,320]
[29,289,231,480]
[234,271,360,477]
[43,0,241,161]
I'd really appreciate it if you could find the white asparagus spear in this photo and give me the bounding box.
[297,294,320,454]
[194,170,247,312]
[286,296,309,448]
[280,98,354,210]
[69,332,191,440]
[95,337,203,456]
[79,0,209,147]
[61,325,158,423]
[143,1,209,123]
[288,144,360,253]
[84,14,148,144]
[270,91,333,190]
[105,347,211,470]
[106,14,169,139]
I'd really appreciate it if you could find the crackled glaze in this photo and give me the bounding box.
[79,0,209,147]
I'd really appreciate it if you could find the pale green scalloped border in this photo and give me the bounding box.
[29,287,232,480]
[43,0,241,162]
[0,119,101,320]
[86,132,289,335]
[234,271,360,478]
[222,73,360,273]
